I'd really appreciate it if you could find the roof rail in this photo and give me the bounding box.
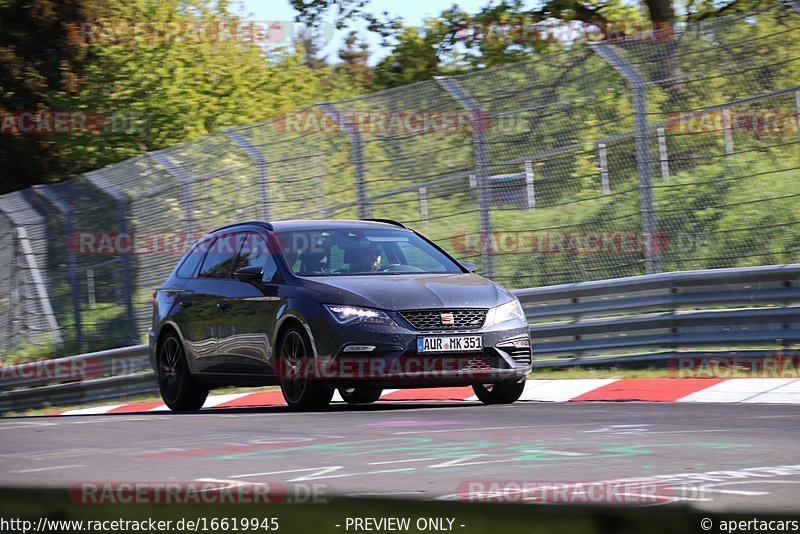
[211,220,274,234]
[362,218,406,228]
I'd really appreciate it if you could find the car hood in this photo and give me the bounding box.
[302,273,513,310]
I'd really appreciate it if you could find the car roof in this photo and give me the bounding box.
[210,219,407,235]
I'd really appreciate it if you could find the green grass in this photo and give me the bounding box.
[531,367,685,379]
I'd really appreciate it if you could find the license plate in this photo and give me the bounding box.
[417,335,483,353]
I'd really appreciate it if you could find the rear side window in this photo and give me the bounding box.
[176,238,210,278]
[199,234,242,279]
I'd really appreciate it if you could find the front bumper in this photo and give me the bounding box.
[305,314,532,387]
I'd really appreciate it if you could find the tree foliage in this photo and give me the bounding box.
[1,0,369,193]
[0,0,105,193]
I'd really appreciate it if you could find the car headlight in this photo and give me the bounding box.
[324,305,396,326]
[486,299,526,325]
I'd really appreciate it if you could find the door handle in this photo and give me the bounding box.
[178,300,192,308]
[216,300,230,310]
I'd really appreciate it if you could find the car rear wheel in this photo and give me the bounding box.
[278,325,333,411]
[157,333,208,412]
[339,387,383,405]
[472,380,525,405]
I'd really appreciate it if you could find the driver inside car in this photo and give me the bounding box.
[348,245,382,273]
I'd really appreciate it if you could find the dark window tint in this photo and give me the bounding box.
[176,236,213,278]
[234,233,278,282]
[275,228,462,276]
[178,245,204,278]
[199,234,242,279]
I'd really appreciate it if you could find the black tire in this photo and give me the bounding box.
[157,332,209,412]
[278,325,333,411]
[339,387,383,405]
[472,380,525,405]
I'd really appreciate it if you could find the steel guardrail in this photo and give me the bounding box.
[1,264,799,413]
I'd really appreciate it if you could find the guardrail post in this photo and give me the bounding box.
[85,171,137,346]
[419,187,429,226]
[722,108,734,155]
[795,90,800,136]
[657,127,670,181]
[147,152,198,234]
[224,129,271,220]
[317,103,371,219]
[435,76,495,279]
[86,269,96,306]
[524,160,536,210]
[591,42,661,274]
[32,185,83,350]
[598,142,611,195]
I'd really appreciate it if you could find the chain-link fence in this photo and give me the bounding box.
[1,1,799,356]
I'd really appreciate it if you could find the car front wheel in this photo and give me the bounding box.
[472,380,525,405]
[278,325,333,411]
[157,332,209,412]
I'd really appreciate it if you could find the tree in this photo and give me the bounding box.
[290,0,761,30]
[296,26,329,70]
[374,25,450,89]
[336,30,373,90]
[0,0,105,194]
[0,0,371,193]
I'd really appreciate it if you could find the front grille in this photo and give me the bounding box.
[460,356,494,371]
[507,347,532,366]
[497,339,532,367]
[399,309,487,331]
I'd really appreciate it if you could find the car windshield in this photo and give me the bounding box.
[275,227,464,276]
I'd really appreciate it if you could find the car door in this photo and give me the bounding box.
[178,233,242,372]
[216,232,283,376]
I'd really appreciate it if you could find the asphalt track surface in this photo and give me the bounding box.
[2,401,800,512]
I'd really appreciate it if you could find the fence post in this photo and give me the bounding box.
[524,160,536,210]
[436,76,495,279]
[657,127,670,181]
[419,187,429,226]
[224,129,271,220]
[148,152,198,234]
[318,103,371,219]
[85,171,137,346]
[32,185,83,350]
[591,42,662,274]
[15,227,63,348]
[0,196,63,350]
[597,143,611,195]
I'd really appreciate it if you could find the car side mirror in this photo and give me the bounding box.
[233,265,264,282]
[460,261,478,273]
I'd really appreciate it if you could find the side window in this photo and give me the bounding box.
[199,234,242,279]
[176,241,206,278]
[234,233,279,282]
